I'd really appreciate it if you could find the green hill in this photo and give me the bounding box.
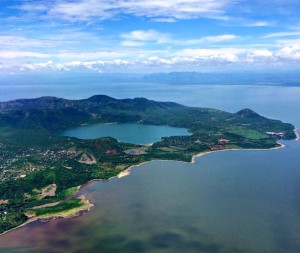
[0,95,296,234]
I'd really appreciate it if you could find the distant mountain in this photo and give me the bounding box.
[142,72,300,86]
[2,72,300,87]
[0,95,183,111]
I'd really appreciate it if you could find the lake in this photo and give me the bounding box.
[0,84,300,253]
[58,123,190,145]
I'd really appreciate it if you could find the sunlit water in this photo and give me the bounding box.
[58,123,189,145]
[0,84,300,253]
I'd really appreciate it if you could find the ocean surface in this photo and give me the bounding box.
[0,83,300,253]
[58,123,190,145]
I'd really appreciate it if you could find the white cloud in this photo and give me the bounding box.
[18,4,49,12]
[0,51,49,59]
[121,41,145,47]
[151,17,177,23]
[20,59,131,72]
[21,61,58,71]
[186,34,239,45]
[121,30,169,42]
[245,50,274,62]
[278,38,300,45]
[55,51,128,60]
[121,30,170,46]
[17,0,235,21]
[0,36,45,49]
[2,45,300,73]
[245,21,271,27]
[176,48,243,62]
[263,31,300,38]
[0,34,89,51]
[48,0,114,21]
[276,45,300,60]
[121,32,238,48]
[142,57,178,65]
[250,50,273,57]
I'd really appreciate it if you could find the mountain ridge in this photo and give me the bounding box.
[0,95,184,111]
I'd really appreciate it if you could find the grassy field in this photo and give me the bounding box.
[30,196,93,218]
[227,127,269,140]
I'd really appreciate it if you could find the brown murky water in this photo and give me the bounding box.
[1,143,300,253]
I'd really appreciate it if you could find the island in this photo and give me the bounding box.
[0,95,297,234]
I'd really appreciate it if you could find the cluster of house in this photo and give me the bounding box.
[211,145,225,151]
[210,138,231,151]
[218,138,230,144]
[266,132,284,138]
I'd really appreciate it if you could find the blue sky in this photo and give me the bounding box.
[1,0,300,74]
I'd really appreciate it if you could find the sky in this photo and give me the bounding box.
[1,0,300,74]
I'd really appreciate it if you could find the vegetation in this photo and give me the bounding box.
[0,211,27,234]
[0,95,296,234]
[32,198,85,217]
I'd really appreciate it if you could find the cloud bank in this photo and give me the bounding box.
[7,45,298,73]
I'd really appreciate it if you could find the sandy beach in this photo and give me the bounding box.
[115,161,151,179]
[190,142,286,164]
[294,127,300,140]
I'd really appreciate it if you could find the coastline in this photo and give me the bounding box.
[114,161,151,179]
[0,139,290,236]
[115,140,287,177]
[190,141,286,164]
[294,127,300,141]
[0,195,93,237]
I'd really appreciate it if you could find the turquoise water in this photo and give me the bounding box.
[58,123,190,145]
[0,84,300,253]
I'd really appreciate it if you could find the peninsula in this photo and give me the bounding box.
[0,95,296,234]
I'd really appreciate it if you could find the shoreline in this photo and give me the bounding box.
[190,141,286,164]
[0,139,291,236]
[0,195,93,237]
[294,127,300,141]
[88,140,288,181]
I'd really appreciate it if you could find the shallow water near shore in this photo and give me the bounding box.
[1,84,300,253]
[1,141,300,253]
